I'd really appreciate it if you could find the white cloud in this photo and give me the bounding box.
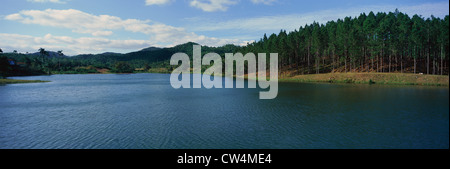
[0,33,154,55]
[27,0,67,4]
[193,1,450,33]
[2,9,247,54]
[145,0,172,5]
[4,13,23,20]
[0,33,244,55]
[5,9,150,36]
[400,1,450,19]
[250,0,276,5]
[4,9,244,47]
[144,0,275,11]
[189,0,238,12]
[90,31,114,37]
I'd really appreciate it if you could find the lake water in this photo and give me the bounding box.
[0,73,448,149]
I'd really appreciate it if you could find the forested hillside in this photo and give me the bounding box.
[1,10,448,77]
[240,10,449,75]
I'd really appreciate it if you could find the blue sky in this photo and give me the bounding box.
[0,0,448,55]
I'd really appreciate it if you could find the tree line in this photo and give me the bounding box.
[1,10,449,77]
[238,10,449,75]
[0,42,242,76]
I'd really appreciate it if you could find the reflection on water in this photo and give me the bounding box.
[0,74,448,149]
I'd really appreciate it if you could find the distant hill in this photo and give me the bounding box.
[100,52,122,55]
[27,51,67,58]
[68,42,240,68]
[139,47,162,52]
[1,41,241,76]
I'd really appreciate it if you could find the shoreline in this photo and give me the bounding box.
[0,79,50,84]
[3,72,448,87]
[278,73,449,87]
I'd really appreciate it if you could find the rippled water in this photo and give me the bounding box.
[0,74,448,149]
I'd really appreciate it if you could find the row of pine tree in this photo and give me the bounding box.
[238,10,449,75]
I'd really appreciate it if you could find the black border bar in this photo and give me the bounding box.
[1,149,449,168]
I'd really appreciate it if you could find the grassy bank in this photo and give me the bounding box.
[0,79,50,84]
[279,73,449,86]
[147,68,172,74]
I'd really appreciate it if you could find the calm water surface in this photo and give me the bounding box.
[0,74,448,149]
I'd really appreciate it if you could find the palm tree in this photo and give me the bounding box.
[57,50,64,71]
[57,50,63,57]
[39,48,49,74]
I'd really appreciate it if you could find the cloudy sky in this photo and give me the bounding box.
[0,0,448,55]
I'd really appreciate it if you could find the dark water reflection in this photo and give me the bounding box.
[0,74,448,149]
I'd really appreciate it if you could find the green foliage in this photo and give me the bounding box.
[1,10,448,77]
[239,10,449,75]
[113,61,134,73]
[0,55,10,77]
